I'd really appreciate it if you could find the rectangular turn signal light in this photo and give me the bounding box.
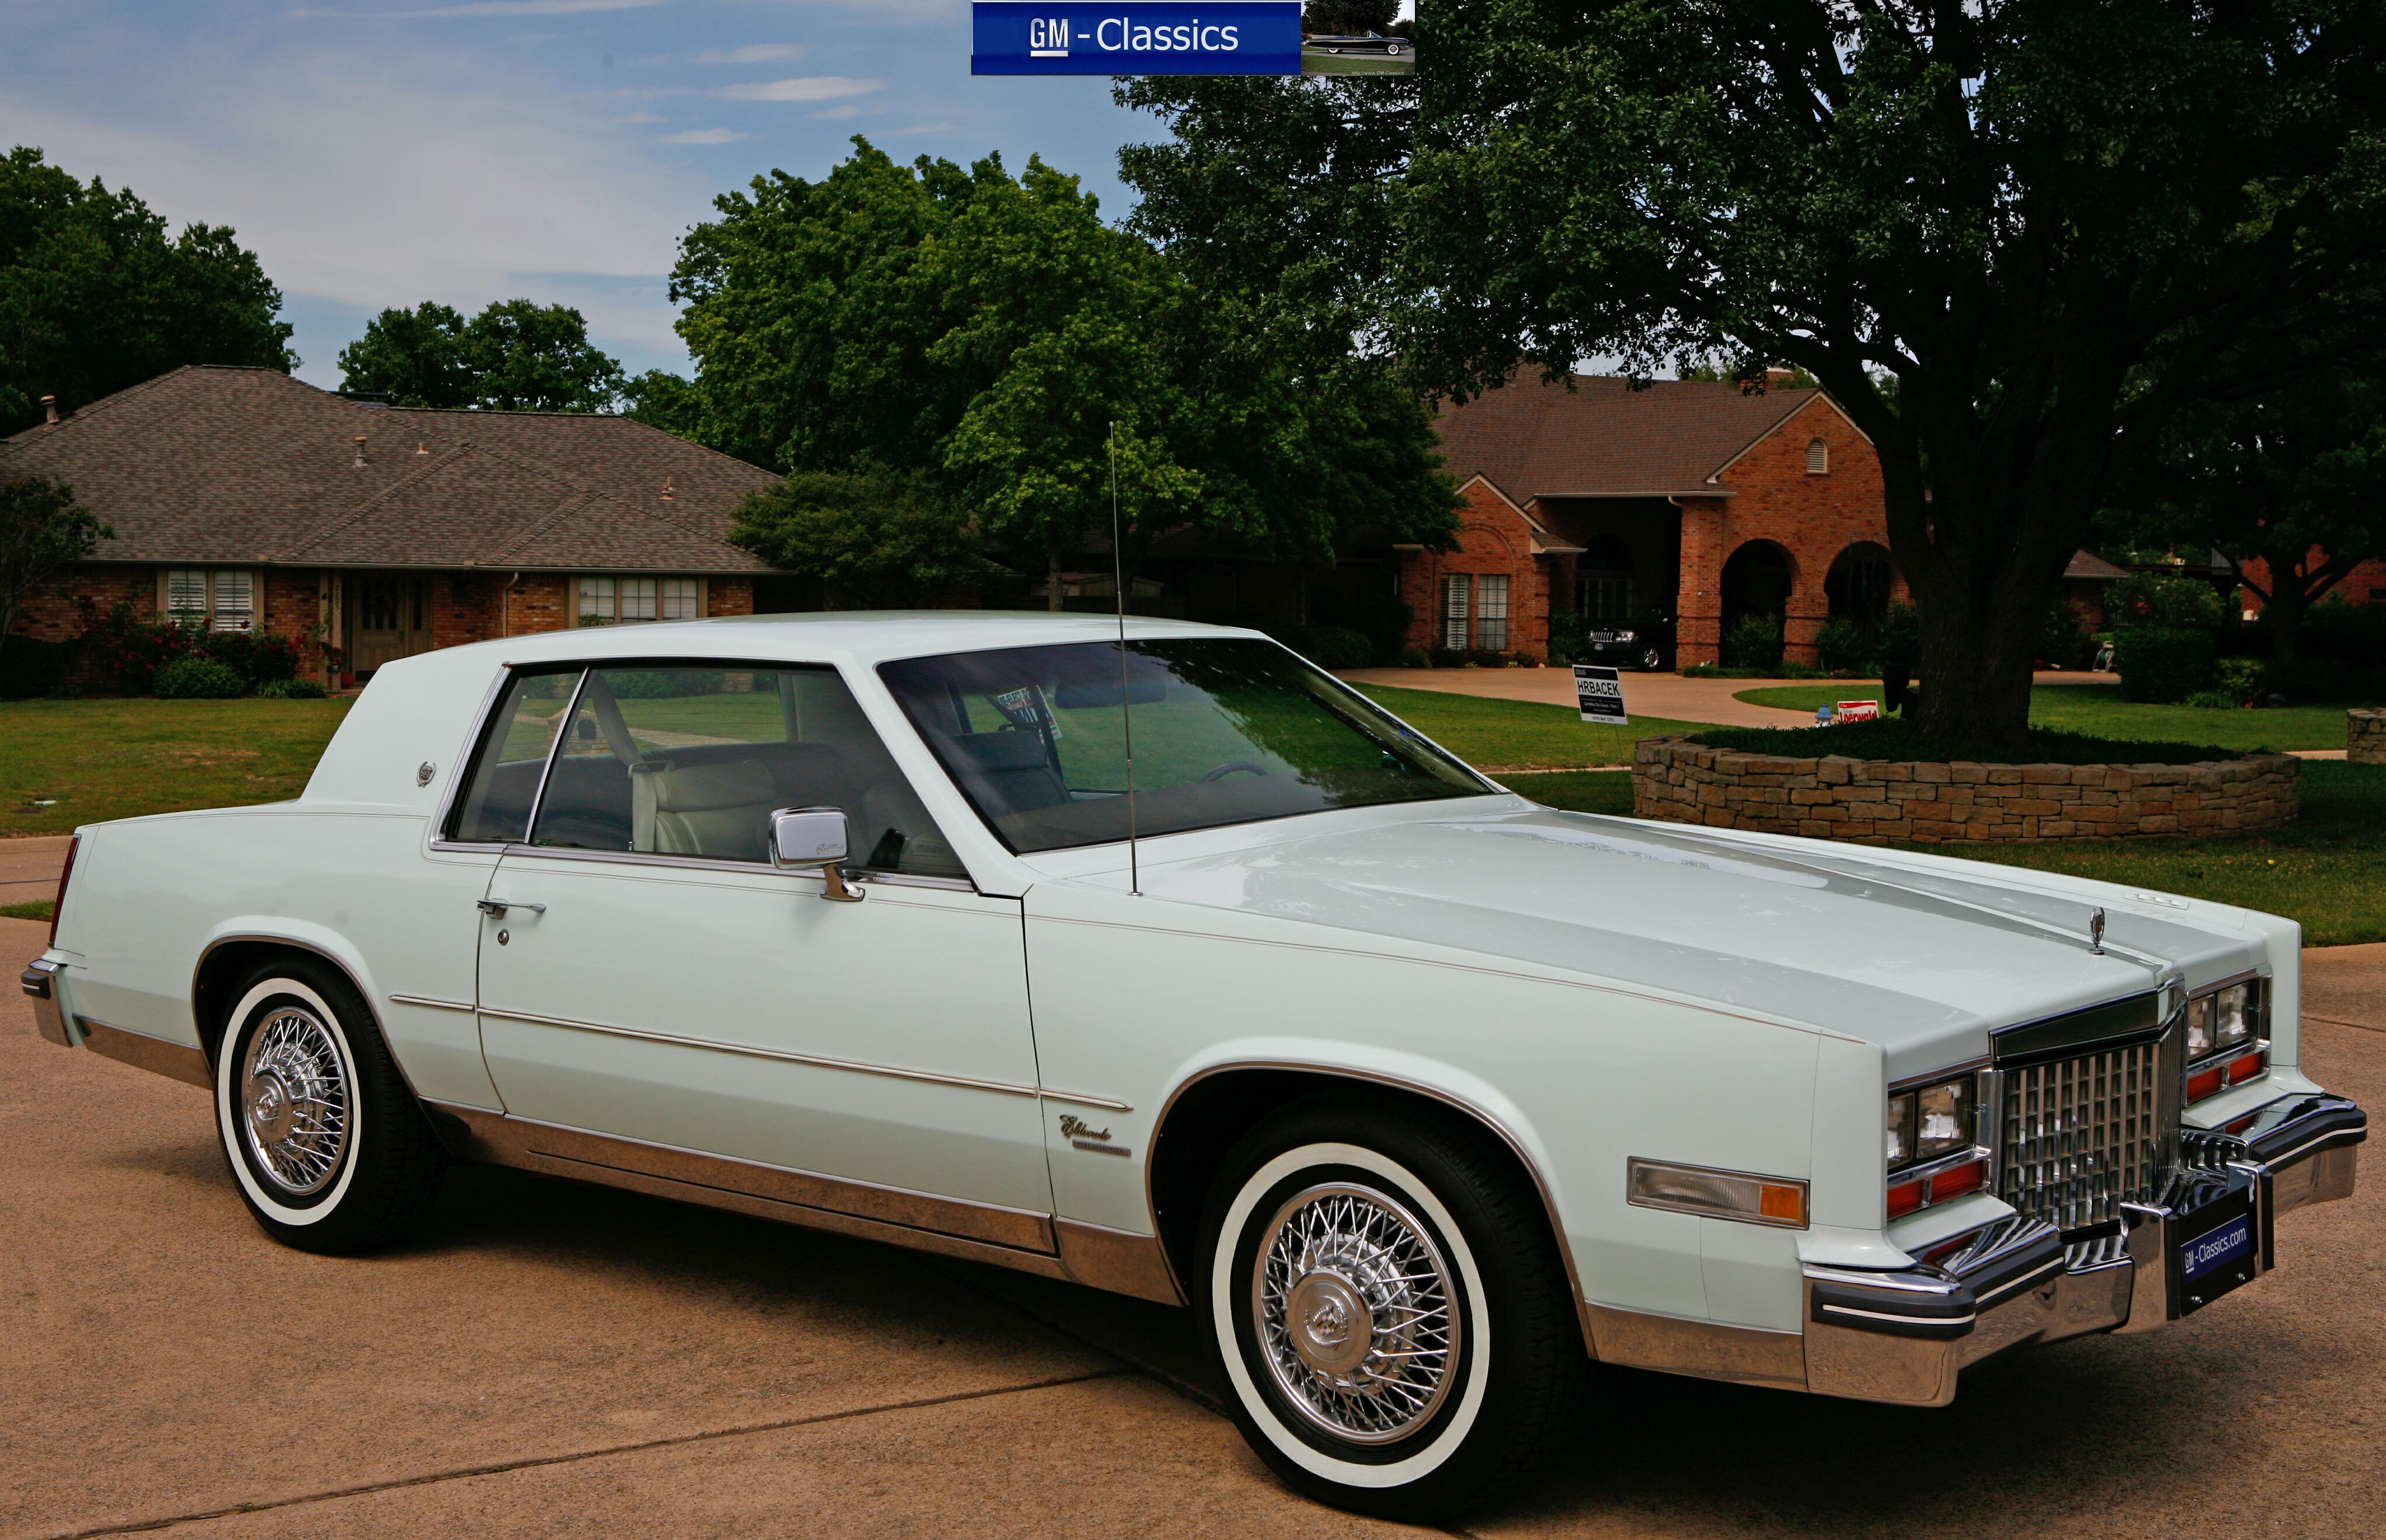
[1626,1158,1810,1229]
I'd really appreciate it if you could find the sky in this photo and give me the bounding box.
[0,1,1365,389]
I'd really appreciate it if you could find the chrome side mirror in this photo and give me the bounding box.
[770,806,864,902]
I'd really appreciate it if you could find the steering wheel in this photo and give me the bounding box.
[1199,761,1270,783]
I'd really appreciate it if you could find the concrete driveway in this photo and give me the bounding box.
[6,915,2381,1538]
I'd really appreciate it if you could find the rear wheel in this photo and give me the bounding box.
[212,957,446,1253]
[1197,1097,1584,1519]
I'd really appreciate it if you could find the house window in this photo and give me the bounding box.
[1442,574,1470,650]
[1580,576,1634,622]
[1477,574,1510,651]
[1806,437,1830,475]
[580,575,704,625]
[164,569,255,632]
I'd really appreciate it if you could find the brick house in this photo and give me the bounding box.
[1389,371,1902,667]
[0,367,778,685]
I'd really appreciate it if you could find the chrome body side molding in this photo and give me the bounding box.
[425,1100,1056,1254]
[386,993,476,1014]
[76,1018,214,1089]
[473,1005,1045,1099]
[1053,1218,1184,1305]
[1585,1304,1806,1392]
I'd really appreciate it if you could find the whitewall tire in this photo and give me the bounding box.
[213,956,446,1253]
[1197,1098,1585,1518]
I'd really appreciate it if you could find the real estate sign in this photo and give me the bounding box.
[1574,665,1627,726]
[972,2,1303,74]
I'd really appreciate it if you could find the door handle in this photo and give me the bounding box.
[476,898,547,916]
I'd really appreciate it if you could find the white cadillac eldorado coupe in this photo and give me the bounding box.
[24,615,2367,1516]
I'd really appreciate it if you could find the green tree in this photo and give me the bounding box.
[1124,5,2386,745]
[333,301,474,407]
[338,299,626,412]
[731,465,997,608]
[621,369,705,440]
[0,147,294,433]
[673,138,1458,594]
[2111,364,2386,675]
[0,476,110,653]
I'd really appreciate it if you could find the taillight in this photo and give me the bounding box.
[50,835,77,946]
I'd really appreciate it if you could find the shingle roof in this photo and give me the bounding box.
[2064,549,2130,581]
[0,365,777,573]
[1434,372,1832,501]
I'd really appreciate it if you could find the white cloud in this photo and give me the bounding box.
[290,0,664,16]
[714,75,882,104]
[808,105,867,120]
[658,127,747,144]
[0,64,704,365]
[691,44,805,65]
[895,122,957,135]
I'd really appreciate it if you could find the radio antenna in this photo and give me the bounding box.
[1111,419,1139,897]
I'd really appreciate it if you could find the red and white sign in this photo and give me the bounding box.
[1835,699,1881,723]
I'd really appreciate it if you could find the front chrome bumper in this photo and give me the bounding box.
[1804,1090,2366,1407]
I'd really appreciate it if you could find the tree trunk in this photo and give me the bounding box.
[2267,586,2302,678]
[1047,538,1064,614]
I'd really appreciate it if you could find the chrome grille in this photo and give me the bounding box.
[1998,1040,2164,1229]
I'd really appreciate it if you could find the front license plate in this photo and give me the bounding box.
[2176,1197,2258,1312]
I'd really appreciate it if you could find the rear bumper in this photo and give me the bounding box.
[1804,1090,2366,1407]
[22,960,71,1047]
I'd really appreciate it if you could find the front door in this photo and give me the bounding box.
[349,576,426,675]
[464,659,1055,1245]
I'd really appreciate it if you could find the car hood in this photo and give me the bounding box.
[1117,803,2265,1079]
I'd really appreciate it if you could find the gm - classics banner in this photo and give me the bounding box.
[972,1,1304,75]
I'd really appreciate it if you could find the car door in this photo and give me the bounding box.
[467,658,1054,1248]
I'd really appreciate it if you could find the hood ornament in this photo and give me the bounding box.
[2088,907,2106,956]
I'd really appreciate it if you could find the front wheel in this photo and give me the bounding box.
[213,957,447,1254]
[1197,1099,1585,1518]
[1639,646,1665,672]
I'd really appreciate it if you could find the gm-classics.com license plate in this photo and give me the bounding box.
[2178,1195,2258,1311]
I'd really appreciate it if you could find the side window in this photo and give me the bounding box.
[450,670,580,844]
[513,663,965,879]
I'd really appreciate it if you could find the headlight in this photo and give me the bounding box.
[2215,982,2254,1047]
[2186,995,2216,1060]
[1887,1073,1977,1172]
[1613,630,1636,642]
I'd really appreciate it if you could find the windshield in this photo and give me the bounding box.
[878,639,1493,854]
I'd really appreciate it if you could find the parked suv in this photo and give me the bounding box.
[1577,610,1676,671]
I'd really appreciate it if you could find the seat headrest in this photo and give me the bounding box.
[949,731,1051,774]
[634,758,777,813]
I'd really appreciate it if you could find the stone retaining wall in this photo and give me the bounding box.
[1632,737,2299,844]
[2351,709,2385,766]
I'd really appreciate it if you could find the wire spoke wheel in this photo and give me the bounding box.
[1250,1182,1460,1446]
[240,1006,350,1196]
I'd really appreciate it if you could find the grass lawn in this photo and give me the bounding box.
[0,698,353,836]
[1737,682,2357,752]
[1512,762,2386,946]
[1354,684,1707,771]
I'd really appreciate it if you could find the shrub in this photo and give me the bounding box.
[2301,598,2386,668]
[1877,601,1921,677]
[2109,570,2227,630]
[1720,612,1785,669]
[1680,661,1722,678]
[152,657,245,699]
[607,668,725,699]
[1545,608,1587,665]
[1814,617,1874,673]
[2039,603,2096,670]
[2113,625,2217,703]
[203,629,298,685]
[255,677,328,699]
[1309,589,1414,666]
[0,636,68,699]
[1401,646,1431,668]
[1264,624,1375,671]
[2211,657,2270,705]
[2183,689,2239,709]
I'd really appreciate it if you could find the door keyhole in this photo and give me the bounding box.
[496,929,510,946]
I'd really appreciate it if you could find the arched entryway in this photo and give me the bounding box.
[1825,541,1894,627]
[1720,540,1794,630]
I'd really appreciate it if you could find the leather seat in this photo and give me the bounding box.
[629,758,779,860]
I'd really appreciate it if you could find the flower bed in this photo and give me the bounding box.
[1632,737,2299,844]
